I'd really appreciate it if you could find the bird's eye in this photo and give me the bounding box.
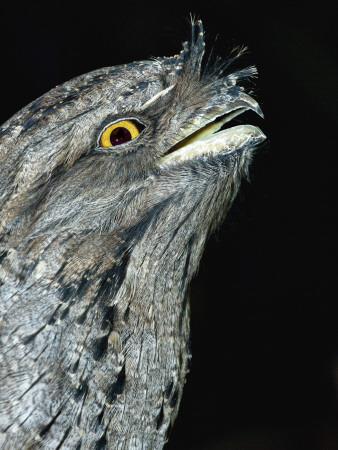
[99,119,144,147]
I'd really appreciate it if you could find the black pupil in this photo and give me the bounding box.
[110,127,132,146]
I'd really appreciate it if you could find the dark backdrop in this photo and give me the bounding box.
[1,2,337,449]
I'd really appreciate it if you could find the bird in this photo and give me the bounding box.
[0,20,265,449]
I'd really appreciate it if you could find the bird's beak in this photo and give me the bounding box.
[158,92,266,165]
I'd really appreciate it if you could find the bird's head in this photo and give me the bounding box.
[0,24,266,446]
[0,21,265,281]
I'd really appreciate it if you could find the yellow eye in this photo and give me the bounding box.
[99,119,144,147]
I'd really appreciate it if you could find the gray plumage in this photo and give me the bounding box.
[0,21,265,449]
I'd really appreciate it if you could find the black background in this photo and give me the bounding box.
[1,2,337,449]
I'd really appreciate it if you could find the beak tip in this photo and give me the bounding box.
[255,104,264,119]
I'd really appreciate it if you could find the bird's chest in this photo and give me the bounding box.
[45,257,192,448]
[91,258,192,446]
[0,230,193,448]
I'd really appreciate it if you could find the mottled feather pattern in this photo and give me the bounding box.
[0,21,263,449]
